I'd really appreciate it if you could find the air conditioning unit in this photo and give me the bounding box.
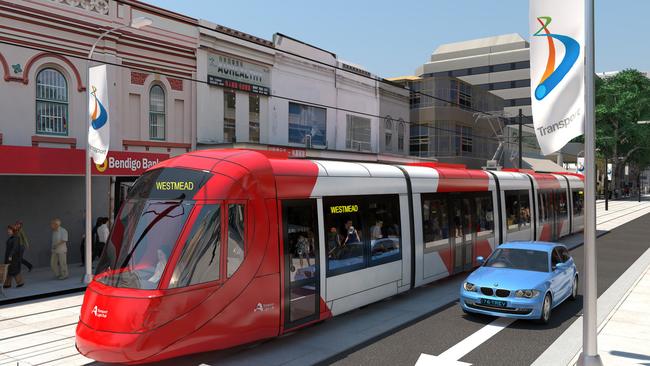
[483,160,501,171]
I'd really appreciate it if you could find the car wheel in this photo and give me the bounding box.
[570,276,578,301]
[538,293,552,324]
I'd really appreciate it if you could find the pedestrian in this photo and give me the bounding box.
[50,218,69,280]
[94,217,109,260]
[15,221,33,272]
[4,224,24,288]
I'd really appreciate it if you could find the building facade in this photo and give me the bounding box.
[196,28,411,162]
[390,75,505,168]
[416,34,531,123]
[0,0,196,269]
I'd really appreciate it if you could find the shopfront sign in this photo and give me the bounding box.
[0,145,169,176]
[207,53,270,95]
[93,151,168,176]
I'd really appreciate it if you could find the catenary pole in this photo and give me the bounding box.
[518,108,523,169]
[578,0,603,365]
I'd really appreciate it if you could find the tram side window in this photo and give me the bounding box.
[475,194,494,237]
[227,204,245,277]
[422,194,450,254]
[366,195,401,264]
[169,205,221,288]
[556,190,568,220]
[572,189,584,216]
[505,190,531,232]
[324,197,365,274]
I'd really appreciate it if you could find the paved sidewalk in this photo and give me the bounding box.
[591,264,650,365]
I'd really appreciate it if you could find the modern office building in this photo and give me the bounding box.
[389,75,505,169]
[416,34,531,123]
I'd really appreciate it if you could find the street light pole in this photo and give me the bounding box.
[83,17,152,284]
[605,156,609,211]
[578,0,603,364]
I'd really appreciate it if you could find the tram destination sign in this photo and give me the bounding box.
[207,53,270,96]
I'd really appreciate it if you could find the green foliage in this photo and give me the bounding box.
[595,69,650,165]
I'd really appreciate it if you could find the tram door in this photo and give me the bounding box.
[282,199,320,329]
[451,196,475,273]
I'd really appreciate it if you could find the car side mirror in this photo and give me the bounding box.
[476,256,484,265]
[554,262,567,270]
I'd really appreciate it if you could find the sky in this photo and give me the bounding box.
[145,0,650,78]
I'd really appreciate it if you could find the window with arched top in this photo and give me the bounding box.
[384,116,393,151]
[149,85,166,140]
[398,119,405,152]
[36,68,68,135]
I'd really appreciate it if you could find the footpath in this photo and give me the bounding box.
[0,198,649,366]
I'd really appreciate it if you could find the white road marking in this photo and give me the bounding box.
[415,317,516,366]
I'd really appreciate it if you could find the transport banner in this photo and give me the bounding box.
[88,65,110,164]
[529,0,585,155]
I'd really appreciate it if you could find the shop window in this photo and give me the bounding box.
[149,85,166,140]
[224,91,236,143]
[505,190,531,232]
[346,114,371,151]
[422,194,450,253]
[572,189,584,216]
[168,204,221,288]
[227,204,245,277]
[249,94,260,143]
[36,68,68,136]
[288,102,326,147]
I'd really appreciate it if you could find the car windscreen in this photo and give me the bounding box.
[484,248,549,272]
[95,168,211,289]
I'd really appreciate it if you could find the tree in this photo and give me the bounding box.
[595,69,650,192]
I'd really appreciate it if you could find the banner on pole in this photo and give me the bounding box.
[529,0,584,156]
[607,163,612,181]
[88,65,110,165]
[576,157,585,174]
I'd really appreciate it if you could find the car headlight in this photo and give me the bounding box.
[515,289,540,298]
[463,282,477,292]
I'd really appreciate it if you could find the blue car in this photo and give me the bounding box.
[460,242,578,324]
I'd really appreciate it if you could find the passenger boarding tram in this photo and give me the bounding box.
[76,149,585,364]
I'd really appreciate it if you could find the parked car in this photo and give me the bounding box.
[460,242,578,324]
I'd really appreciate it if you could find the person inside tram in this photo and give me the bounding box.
[296,232,312,267]
[147,249,167,284]
[327,226,341,256]
[343,220,361,246]
[370,219,383,241]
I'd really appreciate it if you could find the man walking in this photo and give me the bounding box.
[50,218,69,280]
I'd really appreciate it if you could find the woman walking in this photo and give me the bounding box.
[15,221,33,272]
[4,224,25,288]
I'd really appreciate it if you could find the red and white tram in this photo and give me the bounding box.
[76,149,584,364]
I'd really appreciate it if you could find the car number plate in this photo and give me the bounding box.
[480,298,507,307]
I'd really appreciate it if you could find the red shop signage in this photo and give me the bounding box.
[0,145,169,176]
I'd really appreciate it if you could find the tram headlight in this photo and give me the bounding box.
[463,282,477,292]
[514,289,540,298]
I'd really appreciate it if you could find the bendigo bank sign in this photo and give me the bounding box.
[93,151,170,176]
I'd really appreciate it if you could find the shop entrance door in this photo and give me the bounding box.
[282,199,320,329]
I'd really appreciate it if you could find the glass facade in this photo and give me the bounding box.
[224,91,236,143]
[249,95,260,143]
[346,114,371,151]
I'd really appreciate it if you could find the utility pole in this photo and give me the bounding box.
[518,108,523,169]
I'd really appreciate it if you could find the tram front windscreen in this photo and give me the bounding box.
[95,167,212,289]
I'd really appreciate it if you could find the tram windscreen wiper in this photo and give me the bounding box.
[118,200,184,270]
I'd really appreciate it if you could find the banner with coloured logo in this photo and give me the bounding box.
[88,65,110,165]
[529,0,584,155]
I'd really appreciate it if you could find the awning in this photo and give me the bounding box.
[0,145,169,176]
[522,156,570,173]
